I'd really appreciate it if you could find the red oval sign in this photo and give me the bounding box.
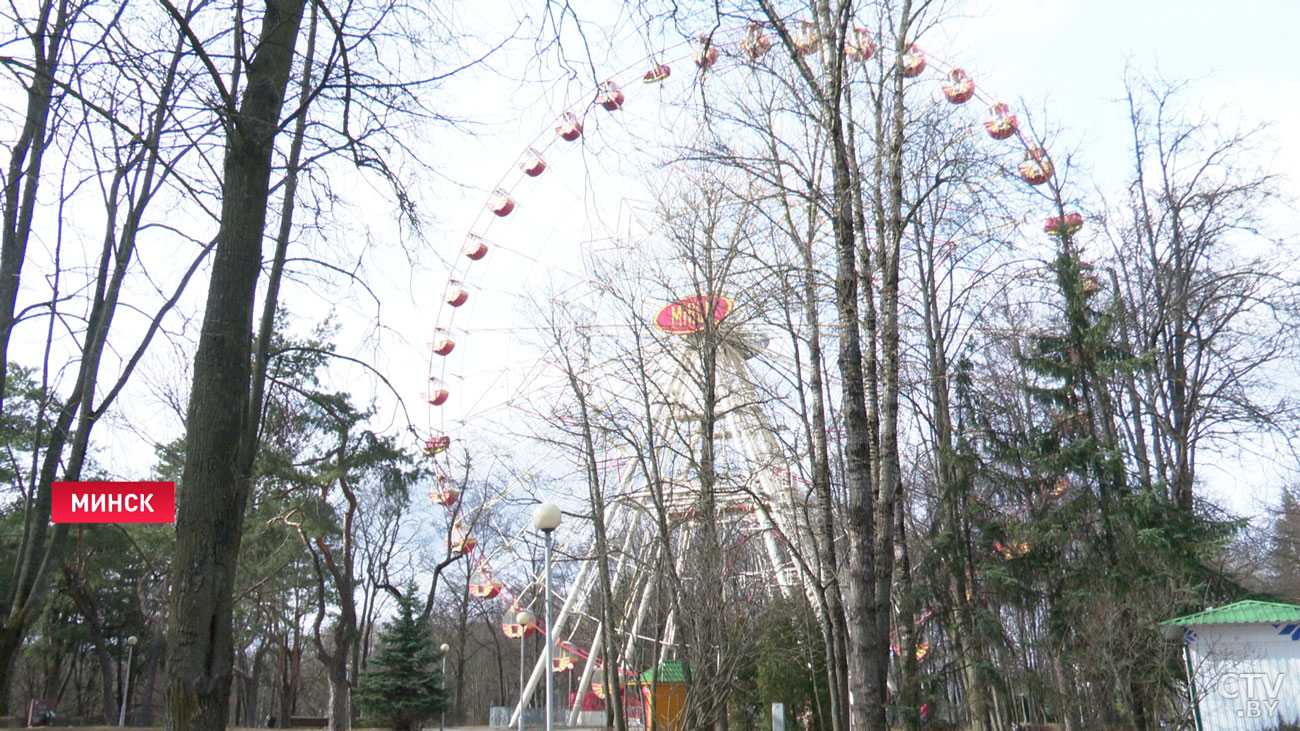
[654,295,732,334]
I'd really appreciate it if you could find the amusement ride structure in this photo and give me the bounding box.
[415,11,1082,722]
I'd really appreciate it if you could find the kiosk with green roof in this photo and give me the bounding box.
[633,661,691,731]
[1161,600,1300,729]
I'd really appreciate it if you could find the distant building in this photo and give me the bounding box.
[1162,600,1300,729]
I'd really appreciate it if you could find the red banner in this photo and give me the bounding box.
[52,481,176,523]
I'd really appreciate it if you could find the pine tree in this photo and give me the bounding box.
[355,584,447,731]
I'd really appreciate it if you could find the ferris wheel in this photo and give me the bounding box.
[414,11,1083,721]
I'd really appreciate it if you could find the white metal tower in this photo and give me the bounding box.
[510,297,819,726]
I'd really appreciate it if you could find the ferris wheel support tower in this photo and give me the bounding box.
[511,295,824,726]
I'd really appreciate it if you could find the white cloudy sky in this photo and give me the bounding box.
[54,0,1291,520]
[948,0,1300,516]
[943,2,1300,515]
[411,0,1300,517]
[946,0,1300,192]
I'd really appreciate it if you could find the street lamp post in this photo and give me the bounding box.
[439,642,450,731]
[118,636,137,727]
[532,504,561,731]
[515,610,534,731]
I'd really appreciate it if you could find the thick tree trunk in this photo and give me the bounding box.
[325,656,349,731]
[165,3,306,731]
[0,629,21,717]
[770,7,884,728]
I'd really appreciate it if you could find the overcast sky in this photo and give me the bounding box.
[418,0,1300,518]
[42,0,1286,520]
[945,0,1300,196]
[947,0,1300,516]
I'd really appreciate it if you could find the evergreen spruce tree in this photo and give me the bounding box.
[355,584,447,731]
[961,210,1240,725]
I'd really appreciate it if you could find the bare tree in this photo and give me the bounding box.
[1106,71,1298,512]
[0,0,218,705]
[161,0,482,723]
